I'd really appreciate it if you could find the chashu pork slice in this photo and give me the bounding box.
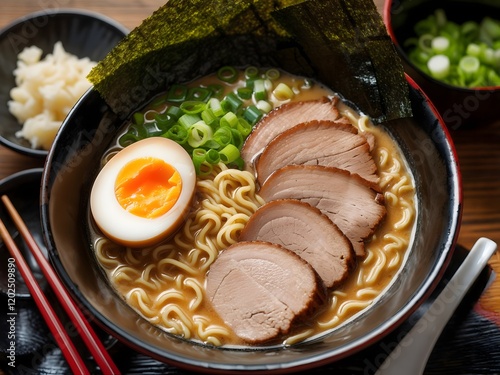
[255,120,379,185]
[239,199,355,288]
[206,241,326,344]
[258,165,386,257]
[241,97,349,169]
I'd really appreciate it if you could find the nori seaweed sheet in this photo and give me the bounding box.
[87,0,412,123]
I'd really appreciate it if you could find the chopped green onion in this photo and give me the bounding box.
[231,157,244,170]
[264,79,273,91]
[219,144,240,163]
[167,84,188,102]
[253,79,267,100]
[230,128,243,149]
[237,118,252,136]
[237,87,253,100]
[481,47,495,65]
[482,17,500,40]
[144,110,158,122]
[129,124,147,139]
[192,148,207,175]
[186,87,212,102]
[118,132,140,147]
[217,66,238,83]
[220,111,238,128]
[206,149,220,164]
[265,68,280,81]
[133,112,144,126]
[180,100,207,114]
[208,84,224,99]
[243,105,263,125]
[488,69,500,85]
[461,21,479,42]
[466,43,481,57]
[193,148,206,161]
[415,18,438,37]
[459,55,480,75]
[256,100,273,113]
[188,121,213,148]
[427,54,450,79]
[209,98,225,117]
[164,124,188,144]
[154,113,176,130]
[145,122,165,137]
[221,92,243,113]
[273,82,295,100]
[166,105,183,120]
[213,126,232,147]
[245,78,256,89]
[201,108,219,129]
[244,66,259,79]
[178,113,201,129]
[495,49,500,65]
[432,36,450,54]
[418,34,434,53]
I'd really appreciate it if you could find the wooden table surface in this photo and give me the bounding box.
[1,1,499,374]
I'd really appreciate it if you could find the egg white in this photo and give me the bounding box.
[90,137,196,247]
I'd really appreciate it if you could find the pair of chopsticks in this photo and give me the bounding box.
[0,195,121,375]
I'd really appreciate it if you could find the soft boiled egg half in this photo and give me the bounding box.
[90,137,196,248]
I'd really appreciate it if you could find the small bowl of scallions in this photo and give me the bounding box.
[384,0,500,129]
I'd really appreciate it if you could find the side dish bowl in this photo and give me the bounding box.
[384,0,500,129]
[0,9,128,158]
[0,168,45,298]
[40,74,462,373]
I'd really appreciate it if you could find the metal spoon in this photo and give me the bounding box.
[375,237,497,375]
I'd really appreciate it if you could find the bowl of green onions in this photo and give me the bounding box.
[384,0,500,129]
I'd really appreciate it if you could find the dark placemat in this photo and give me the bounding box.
[1,244,498,374]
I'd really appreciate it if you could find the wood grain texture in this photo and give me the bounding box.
[0,0,499,373]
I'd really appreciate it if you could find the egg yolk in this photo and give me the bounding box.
[114,157,182,219]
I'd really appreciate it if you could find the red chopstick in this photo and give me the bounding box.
[0,216,90,374]
[1,195,121,375]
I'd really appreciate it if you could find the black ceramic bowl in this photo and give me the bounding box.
[39,74,462,373]
[384,0,500,129]
[0,168,46,298]
[0,9,128,158]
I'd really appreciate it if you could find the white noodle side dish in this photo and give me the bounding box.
[8,41,96,150]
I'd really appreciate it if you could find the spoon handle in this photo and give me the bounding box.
[375,237,497,375]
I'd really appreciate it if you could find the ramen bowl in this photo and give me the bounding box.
[0,9,128,158]
[39,69,462,372]
[384,0,500,129]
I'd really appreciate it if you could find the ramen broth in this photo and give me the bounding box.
[91,68,416,347]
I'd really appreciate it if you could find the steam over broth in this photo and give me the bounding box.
[91,68,416,347]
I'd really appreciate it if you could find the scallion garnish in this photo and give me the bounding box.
[244,66,259,79]
[120,66,308,174]
[219,144,240,163]
[217,66,238,83]
[405,9,500,88]
[167,84,188,102]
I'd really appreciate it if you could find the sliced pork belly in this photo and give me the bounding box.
[241,97,346,169]
[255,120,379,185]
[206,241,326,344]
[258,165,386,257]
[239,199,355,288]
